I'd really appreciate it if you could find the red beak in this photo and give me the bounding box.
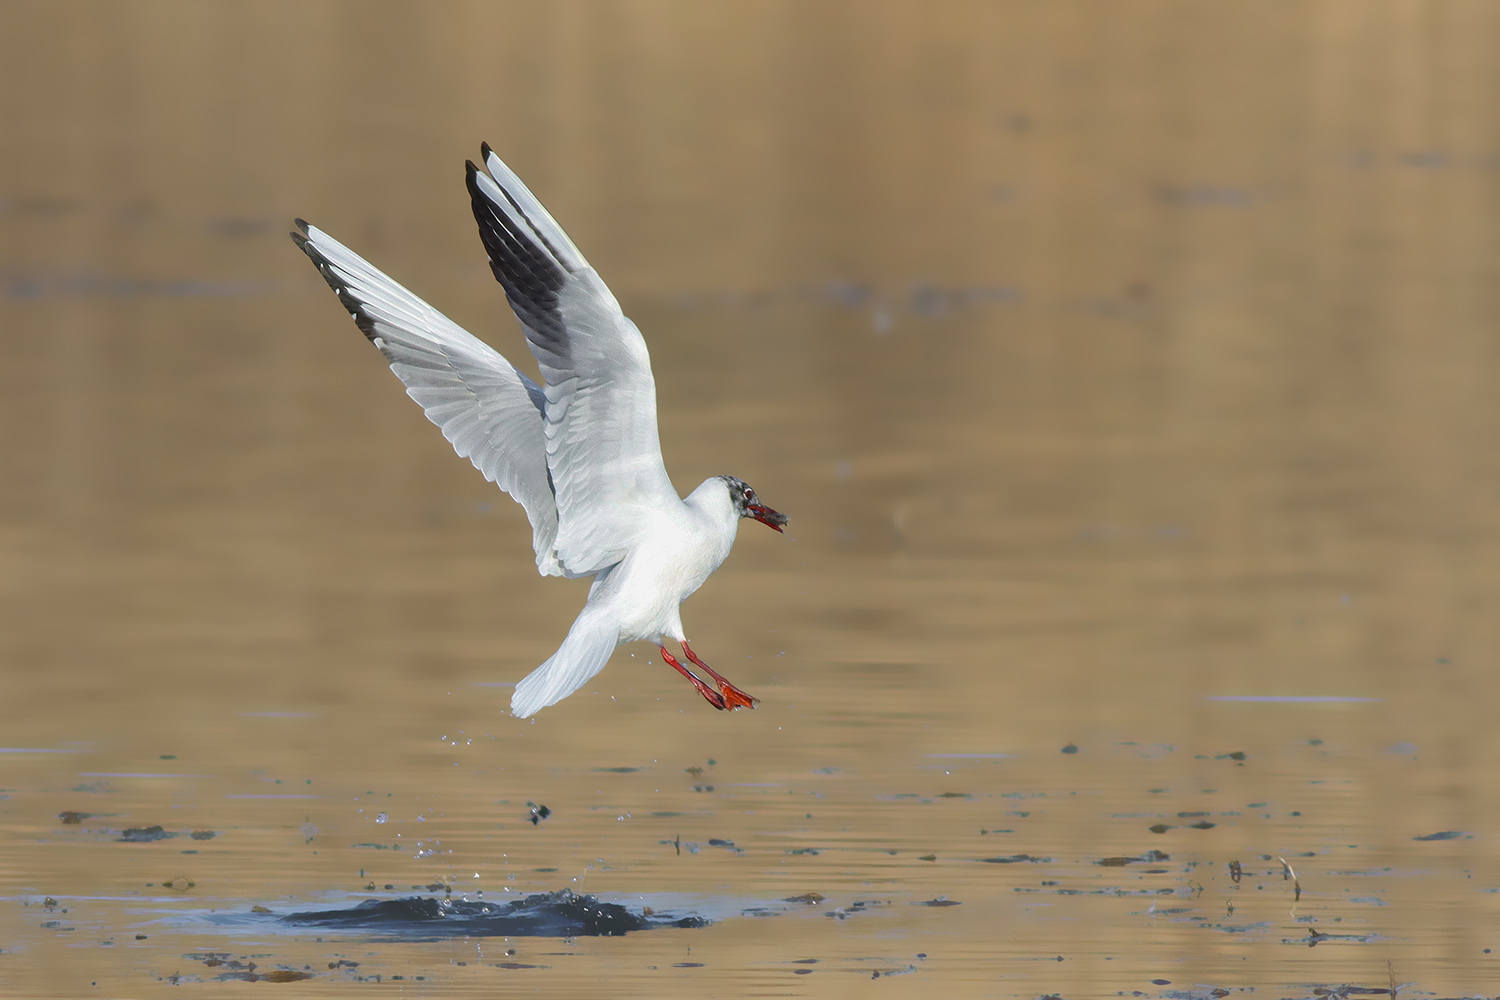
[748,503,788,533]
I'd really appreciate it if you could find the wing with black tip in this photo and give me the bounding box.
[291,220,565,577]
[466,147,678,576]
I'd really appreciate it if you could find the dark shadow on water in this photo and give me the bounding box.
[280,889,708,940]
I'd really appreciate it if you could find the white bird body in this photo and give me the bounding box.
[292,146,786,718]
[608,481,741,644]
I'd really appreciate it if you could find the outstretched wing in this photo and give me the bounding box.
[466,146,679,577]
[291,220,565,577]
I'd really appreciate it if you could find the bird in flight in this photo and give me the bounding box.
[291,145,787,718]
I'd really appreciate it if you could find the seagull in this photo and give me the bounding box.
[290,145,788,718]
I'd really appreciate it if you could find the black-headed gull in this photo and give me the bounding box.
[291,145,787,718]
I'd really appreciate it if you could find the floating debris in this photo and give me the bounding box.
[1277,856,1302,902]
[119,825,174,843]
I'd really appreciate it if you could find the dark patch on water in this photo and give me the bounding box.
[179,953,313,983]
[1413,830,1468,841]
[980,853,1049,864]
[1300,987,1396,998]
[1098,851,1170,867]
[118,825,175,842]
[823,899,891,920]
[279,889,706,939]
[1289,929,1383,947]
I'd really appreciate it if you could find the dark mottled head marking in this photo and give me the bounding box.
[717,475,758,516]
[717,475,788,532]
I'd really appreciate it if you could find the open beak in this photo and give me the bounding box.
[748,503,789,533]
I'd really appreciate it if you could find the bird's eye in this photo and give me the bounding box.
[743,489,754,500]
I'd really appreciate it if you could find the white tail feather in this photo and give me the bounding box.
[511,613,619,718]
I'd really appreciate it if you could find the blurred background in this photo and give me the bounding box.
[3,2,1499,995]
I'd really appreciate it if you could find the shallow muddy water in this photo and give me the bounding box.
[4,2,1500,996]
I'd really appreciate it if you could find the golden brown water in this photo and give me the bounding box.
[4,1,1500,995]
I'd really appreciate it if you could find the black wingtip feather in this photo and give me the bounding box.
[290,218,312,250]
[480,141,493,160]
[288,228,381,346]
[464,161,570,364]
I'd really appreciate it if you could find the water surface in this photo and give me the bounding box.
[3,2,1500,996]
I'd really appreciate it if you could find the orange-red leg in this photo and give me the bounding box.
[681,641,758,710]
[659,646,726,710]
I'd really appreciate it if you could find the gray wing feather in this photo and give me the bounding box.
[291,220,565,577]
[466,148,679,576]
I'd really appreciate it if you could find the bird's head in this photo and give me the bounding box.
[718,475,788,533]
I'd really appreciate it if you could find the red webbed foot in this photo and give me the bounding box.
[681,641,758,711]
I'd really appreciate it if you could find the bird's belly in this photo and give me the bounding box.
[605,546,721,644]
